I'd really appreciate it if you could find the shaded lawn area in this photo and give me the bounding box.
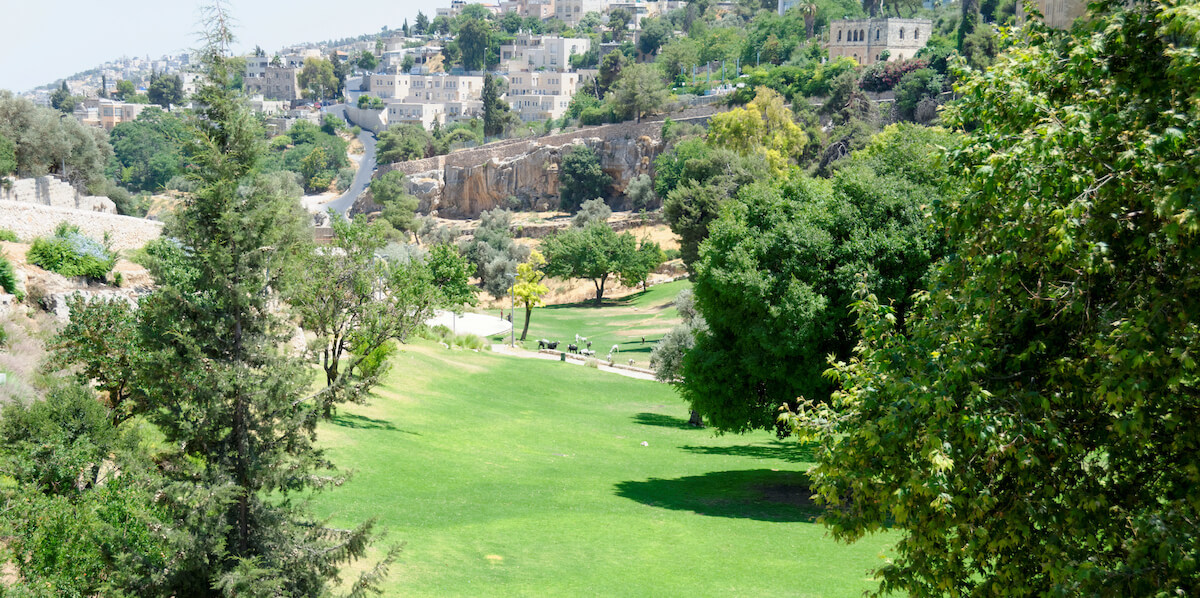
[312,340,892,597]
[493,280,691,368]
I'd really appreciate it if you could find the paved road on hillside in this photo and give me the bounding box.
[323,104,377,216]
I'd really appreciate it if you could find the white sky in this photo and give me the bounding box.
[0,0,445,93]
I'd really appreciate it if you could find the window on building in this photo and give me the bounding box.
[914,28,919,39]
[859,29,865,41]
[876,29,880,40]
[900,28,905,39]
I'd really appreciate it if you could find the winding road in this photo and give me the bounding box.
[321,103,377,216]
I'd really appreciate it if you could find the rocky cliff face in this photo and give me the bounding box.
[354,125,665,219]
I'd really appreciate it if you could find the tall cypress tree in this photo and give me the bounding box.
[130,3,395,594]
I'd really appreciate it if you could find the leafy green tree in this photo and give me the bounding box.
[0,384,171,596]
[637,17,671,56]
[608,8,632,41]
[571,197,612,228]
[49,80,82,114]
[558,144,611,213]
[681,124,954,434]
[608,63,667,123]
[0,132,15,183]
[292,213,440,417]
[415,10,430,35]
[501,11,524,34]
[482,73,513,137]
[620,239,665,291]
[542,222,638,306]
[432,15,452,35]
[790,5,1200,595]
[462,208,530,299]
[708,87,808,174]
[358,50,378,71]
[377,124,431,163]
[113,79,137,101]
[147,73,184,110]
[426,242,477,309]
[597,50,627,96]
[298,56,338,100]
[108,107,188,192]
[370,169,420,237]
[458,17,491,71]
[893,67,943,121]
[650,288,708,425]
[402,54,416,73]
[513,248,549,341]
[47,296,142,426]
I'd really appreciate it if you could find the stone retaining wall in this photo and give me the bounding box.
[0,200,163,250]
[1,176,116,213]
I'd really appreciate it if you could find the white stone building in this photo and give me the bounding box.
[505,71,580,121]
[501,34,590,71]
[826,17,931,65]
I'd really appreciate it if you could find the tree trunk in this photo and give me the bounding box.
[688,410,704,427]
[594,276,607,306]
[520,304,532,341]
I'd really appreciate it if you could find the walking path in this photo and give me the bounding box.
[489,343,658,381]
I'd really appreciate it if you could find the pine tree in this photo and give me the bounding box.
[127,3,397,593]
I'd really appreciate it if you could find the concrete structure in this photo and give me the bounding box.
[827,17,931,65]
[1021,0,1087,28]
[501,34,590,71]
[248,95,289,116]
[777,0,800,15]
[1,176,115,213]
[505,71,580,121]
[385,102,448,129]
[72,99,148,131]
[245,66,301,101]
[500,0,557,19]
[0,201,161,251]
[369,73,485,102]
[555,0,607,26]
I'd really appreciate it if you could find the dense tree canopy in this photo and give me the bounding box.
[558,144,611,213]
[682,124,956,434]
[542,222,640,306]
[108,107,188,192]
[791,3,1200,595]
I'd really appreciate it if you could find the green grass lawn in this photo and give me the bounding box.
[312,340,893,597]
[492,280,691,368]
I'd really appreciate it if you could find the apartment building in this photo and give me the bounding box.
[554,0,607,26]
[72,98,148,131]
[369,73,485,102]
[499,0,557,19]
[505,71,580,121]
[826,17,931,65]
[245,66,301,101]
[501,34,590,71]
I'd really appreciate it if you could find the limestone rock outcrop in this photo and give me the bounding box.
[355,122,666,220]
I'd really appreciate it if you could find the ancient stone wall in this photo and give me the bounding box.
[1,176,116,213]
[0,201,163,250]
[363,108,720,220]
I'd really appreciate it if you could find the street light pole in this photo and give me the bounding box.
[508,273,516,348]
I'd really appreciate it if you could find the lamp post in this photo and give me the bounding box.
[507,272,516,348]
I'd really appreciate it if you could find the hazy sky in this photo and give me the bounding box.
[1,0,446,93]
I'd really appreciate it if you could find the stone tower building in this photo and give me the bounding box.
[826,17,932,66]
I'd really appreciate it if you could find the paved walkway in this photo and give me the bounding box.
[490,344,658,381]
[426,310,512,338]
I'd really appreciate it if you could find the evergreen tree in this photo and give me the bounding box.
[482,73,512,137]
[125,4,396,593]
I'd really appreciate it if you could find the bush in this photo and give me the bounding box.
[454,333,487,351]
[336,167,356,192]
[26,226,116,282]
[664,248,681,261]
[0,251,22,300]
[579,105,616,126]
[0,229,17,242]
[859,58,929,92]
[584,357,599,368]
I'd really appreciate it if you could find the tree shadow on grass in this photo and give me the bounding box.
[615,469,819,522]
[680,441,816,464]
[632,412,702,430]
[330,413,419,435]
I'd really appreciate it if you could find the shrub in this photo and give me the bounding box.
[0,229,17,242]
[0,251,22,300]
[584,357,599,368]
[454,333,487,351]
[336,167,356,192]
[26,226,116,282]
[579,105,616,126]
[859,58,929,92]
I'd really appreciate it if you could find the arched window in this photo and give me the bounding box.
[914,28,920,39]
[838,30,842,42]
[859,29,865,41]
[900,28,905,39]
[876,29,880,41]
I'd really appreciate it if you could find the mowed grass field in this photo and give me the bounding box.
[312,339,893,597]
[492,280,691,368]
